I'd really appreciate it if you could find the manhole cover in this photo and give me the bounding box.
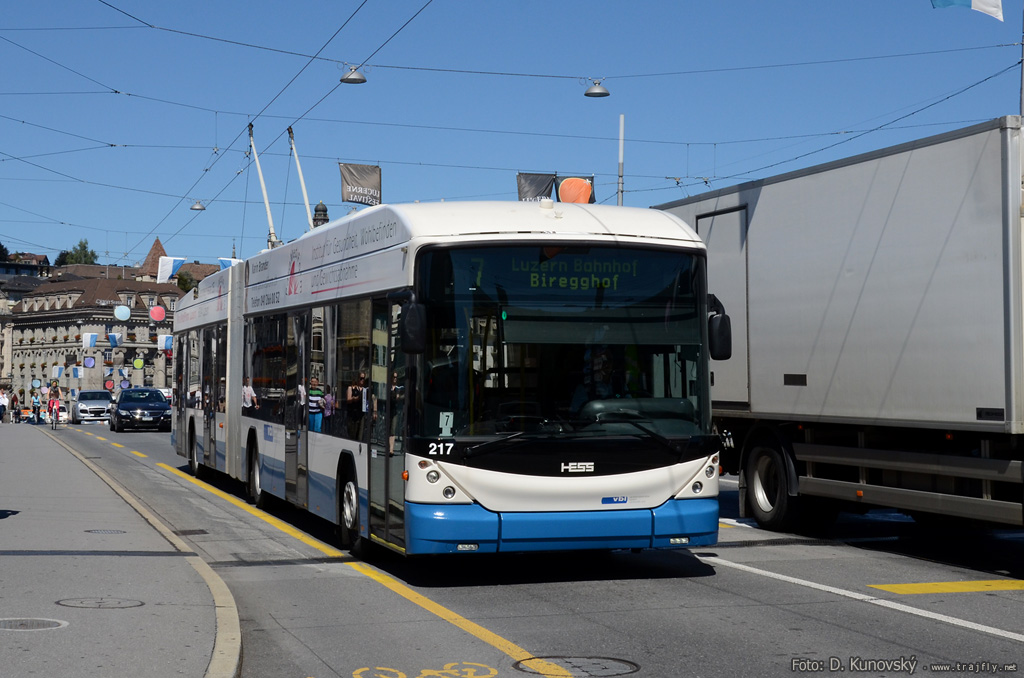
[56,598,144,609]
[513,657,640,677]
[85,529,126,534]
[0,618,68,631]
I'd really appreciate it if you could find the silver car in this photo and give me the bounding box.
[72,390,114,424]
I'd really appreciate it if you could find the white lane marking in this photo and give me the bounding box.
[698,555,1024,644]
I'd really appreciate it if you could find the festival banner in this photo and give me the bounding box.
[517,172,556,201]
[340,163,382,206]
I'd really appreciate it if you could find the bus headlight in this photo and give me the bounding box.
[442,486,457,499]
[705,465,716,478]
[426,470,440,484]
[691,481,703,494]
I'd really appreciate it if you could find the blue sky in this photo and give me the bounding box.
[1,1,1021,265]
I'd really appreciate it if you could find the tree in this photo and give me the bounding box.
[176,271,197,292]
[64,239,98,265]
[0,241,8,261]
[54,250,70,267]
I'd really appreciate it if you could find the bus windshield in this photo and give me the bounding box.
[413,245,713,473]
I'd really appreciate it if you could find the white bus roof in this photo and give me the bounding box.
[181,201,704,322]
[331,200,702,244]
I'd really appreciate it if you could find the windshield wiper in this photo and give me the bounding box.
[613,420,685,456]
[463,431,528,458]
[576,414,692,458]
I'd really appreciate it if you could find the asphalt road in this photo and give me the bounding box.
[53,422,1024,678]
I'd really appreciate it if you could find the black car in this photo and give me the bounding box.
[110,387,172,432]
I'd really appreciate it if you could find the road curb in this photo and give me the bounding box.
[43,429,243,678]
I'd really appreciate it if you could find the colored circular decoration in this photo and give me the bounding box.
[105,380,114,390]
[31,379,40,388]
[114,305,130,321]
[40,386,49,395]
[120,380,130,389]
[133,358,144,369]
[84,357,95,368]
[149,306,166,322]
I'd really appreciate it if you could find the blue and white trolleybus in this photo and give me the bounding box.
[172,199,731,555]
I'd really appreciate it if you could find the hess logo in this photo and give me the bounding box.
[561,462,595,473]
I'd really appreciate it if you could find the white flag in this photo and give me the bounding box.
[931,0,1003,21]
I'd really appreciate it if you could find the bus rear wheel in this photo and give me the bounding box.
[248,443,266,509]
[337,472,360,551]
[188,424,199,476]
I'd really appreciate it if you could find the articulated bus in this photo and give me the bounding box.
[172,200,731,555]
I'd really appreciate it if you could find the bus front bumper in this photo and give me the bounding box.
[405,498,718,555]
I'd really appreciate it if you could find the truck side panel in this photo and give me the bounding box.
[668,120,1018,430]
[657,117,1024,528]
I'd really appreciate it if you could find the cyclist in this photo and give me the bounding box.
[48,381,62,429]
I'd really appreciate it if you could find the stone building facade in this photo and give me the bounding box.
[3,279,184,402]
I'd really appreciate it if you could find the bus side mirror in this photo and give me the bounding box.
[709,314,732,361]
[707,293,732,361]
[400,303,427,354]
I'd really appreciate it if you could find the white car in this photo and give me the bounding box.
[45,405,69,424]
[72,390,114,424]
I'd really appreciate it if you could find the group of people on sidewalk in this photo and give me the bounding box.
[0,382,64,424]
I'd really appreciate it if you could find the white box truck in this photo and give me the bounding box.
[656,116,1024,530]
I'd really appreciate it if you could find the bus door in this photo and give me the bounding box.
[284,311,309,507]
[200,326,216,466]
[173,335,185,453]
[368,299,406,550]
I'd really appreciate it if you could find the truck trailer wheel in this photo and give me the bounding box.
[746,445,794,530]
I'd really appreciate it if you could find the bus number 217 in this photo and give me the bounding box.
[428,442,454,456]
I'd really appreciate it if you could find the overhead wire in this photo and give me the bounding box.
[3,6,1020,260]
[119,0,372,257]
[641,58,1024,195]
[34,10,1021,81]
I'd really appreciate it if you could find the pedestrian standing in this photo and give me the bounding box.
[307,377,324,432]
[242,377,259,415]
[322,385,334,435]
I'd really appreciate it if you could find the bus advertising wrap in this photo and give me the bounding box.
[244,210,411,312]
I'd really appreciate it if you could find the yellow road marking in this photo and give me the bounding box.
[719,522,735,528]
[94,436,107,441]
[158,463,347,556]
[870,580,1024,595]
[130,451,147,458]
[348,562,572,677]
[111,443,124,448]
[157,462,573,677]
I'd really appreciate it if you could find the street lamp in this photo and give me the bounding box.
[584,78,610,97]
[340,66,367,84]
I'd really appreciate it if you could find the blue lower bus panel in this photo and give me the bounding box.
[405,498,718,555]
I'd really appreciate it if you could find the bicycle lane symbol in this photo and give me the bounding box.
[353,662,499,678]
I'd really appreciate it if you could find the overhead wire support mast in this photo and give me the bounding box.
[288,127,314,231]
[249,123,281,249]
